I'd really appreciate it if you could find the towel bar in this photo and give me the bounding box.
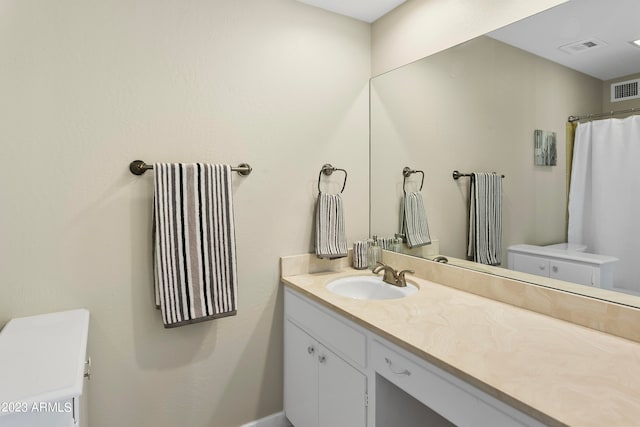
[129,160,252,176]
[452,170,505,180]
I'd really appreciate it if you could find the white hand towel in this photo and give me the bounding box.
[467,172,503,265]
[153,163,238,328]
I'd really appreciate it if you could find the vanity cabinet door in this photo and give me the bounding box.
[284,320,319,427]
[284,320,368,427]
[318,344,367,427]
[549,259,595,286]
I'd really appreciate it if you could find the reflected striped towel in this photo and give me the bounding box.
[467,172,502,265]
[315,192,348,259]
[153,163,238,328]
[378,237,393,250]
[400,192,431,248]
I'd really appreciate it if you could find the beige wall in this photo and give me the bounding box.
[371,36,602,263]
[371,0,568,76]
[0,1,370,426]
[602,72,640,114]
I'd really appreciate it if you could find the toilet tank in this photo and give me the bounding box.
[0,309,90,427]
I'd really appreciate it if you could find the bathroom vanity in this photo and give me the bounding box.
[507,244,618,288]
[0,309,90,427]
[281,253,640,427]
[284,287,541,427]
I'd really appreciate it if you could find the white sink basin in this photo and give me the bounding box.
[326,275,418,300]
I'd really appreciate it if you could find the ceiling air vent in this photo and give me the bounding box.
[559,38,607,55]
[611,79,640,102]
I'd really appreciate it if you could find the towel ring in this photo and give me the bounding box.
[318,163,347,194]
[402,167,424,193]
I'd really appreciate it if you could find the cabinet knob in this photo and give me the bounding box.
[318,355,326,364]
[552,265,558,273]
[307,345,315,355]
[539,264,546,271]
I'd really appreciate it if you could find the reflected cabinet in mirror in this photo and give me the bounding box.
[370,0,640,307]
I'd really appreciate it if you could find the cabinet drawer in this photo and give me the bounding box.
[285,288,366,368]
[371,339,542,427]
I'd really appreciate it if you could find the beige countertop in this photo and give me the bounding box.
[282,266,640,427]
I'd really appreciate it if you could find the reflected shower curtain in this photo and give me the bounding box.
[568,115,640,292]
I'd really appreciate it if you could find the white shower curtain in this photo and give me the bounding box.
[568,115,640,292]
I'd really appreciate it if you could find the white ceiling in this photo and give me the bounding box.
[297,0,639,81]
[488,0,640,81]
[295,0,406,23]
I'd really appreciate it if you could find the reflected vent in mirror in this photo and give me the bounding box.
[611,79,640,102]
[559,38,606,55]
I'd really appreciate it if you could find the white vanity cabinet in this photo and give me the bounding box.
[0,309,90,427]
[371,339,543,427]
[284,287,544,427]
[508,244,618,288]
[284,289,368,427]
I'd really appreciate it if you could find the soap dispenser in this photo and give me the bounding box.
[368,235,382,270]
[391,237,402,253]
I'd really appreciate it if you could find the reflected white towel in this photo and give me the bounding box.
[400,192,431,248]
[315,192,348,259]
[467,172,502,265]
[153,163,238,328]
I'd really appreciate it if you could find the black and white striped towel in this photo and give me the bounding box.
[315,192,348,259]
[352,240,370,269]
[467,172,502,265]
[400,192,431,248]
[153,163,238,328]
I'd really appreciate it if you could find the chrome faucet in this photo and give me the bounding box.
[372,262,414,287]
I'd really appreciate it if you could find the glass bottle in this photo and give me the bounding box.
[368,236,382,270]
[391,237,402,253]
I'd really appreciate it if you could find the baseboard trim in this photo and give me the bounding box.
[240,411,292,427]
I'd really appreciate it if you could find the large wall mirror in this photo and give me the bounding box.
[370,0,640,307]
